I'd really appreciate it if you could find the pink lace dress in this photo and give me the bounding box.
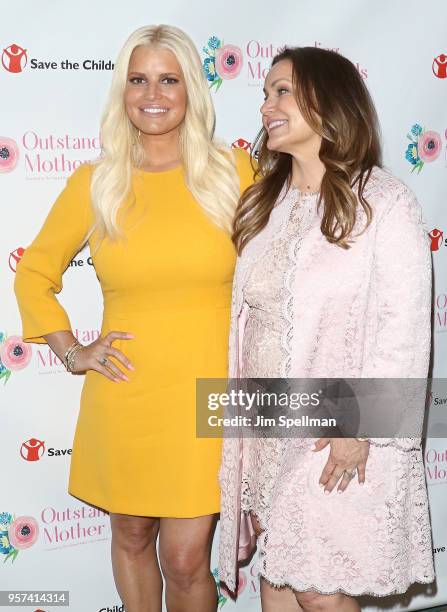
[220,171,435,596]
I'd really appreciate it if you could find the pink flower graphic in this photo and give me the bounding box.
[8,516,39,550]
[0,336,32,371]
[0,137,19,173]
[418,130,442,163]
[215,44,243,80]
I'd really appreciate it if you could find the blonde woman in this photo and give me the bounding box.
[15,25,252,612]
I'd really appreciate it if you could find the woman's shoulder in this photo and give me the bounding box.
[362,165,420,222]
[66,161,94,189]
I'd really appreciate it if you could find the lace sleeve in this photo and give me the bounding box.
[361,184,432,450]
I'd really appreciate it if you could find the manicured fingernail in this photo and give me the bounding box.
[311,443,317,450]
[114,378,120,383]
[126,333,134,338]
[128,364,135,371]
[324,490,330,495]
[359,481,365,486]
[337,489,343,494]
[122,375,129,382]
[319,482,324,487]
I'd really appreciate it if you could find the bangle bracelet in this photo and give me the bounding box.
[64,340,79,371]
[65,341,84,372]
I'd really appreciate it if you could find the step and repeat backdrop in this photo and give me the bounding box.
[1,1,446,611]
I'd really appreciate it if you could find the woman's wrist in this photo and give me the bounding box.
[64,340,84,372]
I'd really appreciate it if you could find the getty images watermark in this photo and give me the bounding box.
[206,386,332,429]
[196,378,447,439]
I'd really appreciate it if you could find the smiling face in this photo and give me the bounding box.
[124,45,187,139]
[261,59,321,157]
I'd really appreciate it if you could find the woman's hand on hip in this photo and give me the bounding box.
[313,437,370,494]
[72,331,135,382]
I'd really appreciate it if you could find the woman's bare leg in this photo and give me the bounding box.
[159,514,218,612]
[251,513,303,612]
[110,513,162,612]
[295,591,360,611]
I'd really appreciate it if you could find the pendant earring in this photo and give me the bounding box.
[138,129,141,140]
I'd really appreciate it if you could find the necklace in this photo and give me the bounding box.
[292,183,320,196]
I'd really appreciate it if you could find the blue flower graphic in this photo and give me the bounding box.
[0,534,13,556]
[405,143,419,165]
[0,513,12,528]
[203,57,217,82]
[0,513,14,557]
[411,124,423,137]
[208,36,221,50]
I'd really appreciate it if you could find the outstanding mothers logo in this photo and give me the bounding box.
[203,37,368,92]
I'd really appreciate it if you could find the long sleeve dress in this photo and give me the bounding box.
[14,149,254,517]
[218,167,435,595]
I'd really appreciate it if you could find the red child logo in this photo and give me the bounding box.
[232,138,252,151]
[9,247,25,273]
[432,54,447,79]
[1,44,28,73]
[20,438,45,461]
[429,228,444,251]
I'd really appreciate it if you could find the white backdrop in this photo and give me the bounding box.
[1,1,446,611]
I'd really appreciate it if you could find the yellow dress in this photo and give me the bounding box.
[14,150,254,517]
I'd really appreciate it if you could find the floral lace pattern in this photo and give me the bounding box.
[218,168,435,595]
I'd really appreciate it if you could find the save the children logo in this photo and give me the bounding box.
[232,137,259,159]
[9,247,25,273]
[20,438,73,460]
[202,36,243,91]
[429,229,445,252]
[1,44,28,73]
[405,124,442,173]
[0,137,20,173]
[433,54,447,79]
[0,512,39,563]
[1,42,113,73]
[0,333,33,385]
[20,439,46,461]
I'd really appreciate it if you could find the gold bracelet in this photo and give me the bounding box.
[63,340,79,371]
[65,341,83,372]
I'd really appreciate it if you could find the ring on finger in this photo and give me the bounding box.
[100,356,108,366]
[344,468,357,480]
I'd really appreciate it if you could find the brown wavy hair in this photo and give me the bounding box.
[233,47,382,253]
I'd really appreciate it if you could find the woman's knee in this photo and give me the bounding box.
[110,513,159,555]
[160,544,210,590]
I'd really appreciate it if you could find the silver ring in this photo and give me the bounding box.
[100,357,108,366]
[344,468,357,480]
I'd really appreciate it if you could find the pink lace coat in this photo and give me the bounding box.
[218,167,435,596]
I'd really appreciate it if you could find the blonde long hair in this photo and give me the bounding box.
[88,25,240,244]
